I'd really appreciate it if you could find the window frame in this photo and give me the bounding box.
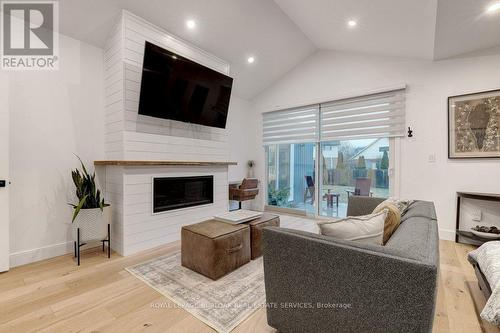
[264,138,400,218]
[262,87,406,217]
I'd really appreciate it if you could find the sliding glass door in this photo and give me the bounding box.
[266,139,392,217]
[319,138,390,217]
[263,89,405,217]
[266,143,316,215]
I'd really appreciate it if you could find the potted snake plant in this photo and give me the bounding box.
[69,157,110,243]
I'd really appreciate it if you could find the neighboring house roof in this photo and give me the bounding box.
[350,138,389,161]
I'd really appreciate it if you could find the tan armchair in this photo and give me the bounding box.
[229,178,259,210]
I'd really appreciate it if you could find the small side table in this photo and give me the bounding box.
[456,191,500,245]
[324,192,340,209]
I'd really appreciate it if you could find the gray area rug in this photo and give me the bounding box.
[126,252,265,333]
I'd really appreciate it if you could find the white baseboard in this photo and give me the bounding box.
[10,241,74,268]
[439,228,455,241]
[9,240,106,268]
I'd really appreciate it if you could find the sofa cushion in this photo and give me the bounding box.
[317,210,387,245]
[401,200,437,222]
[373,201,401,245]
[384,201,439,265]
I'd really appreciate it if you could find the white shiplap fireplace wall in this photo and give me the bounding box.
[102,11,233,255]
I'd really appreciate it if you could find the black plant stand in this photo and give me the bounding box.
[74,224,111,266]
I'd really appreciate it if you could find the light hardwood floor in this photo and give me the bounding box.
[0,215,498,333]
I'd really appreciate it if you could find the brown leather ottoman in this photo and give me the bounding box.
[244,213,280,259]
[181,219,251,280]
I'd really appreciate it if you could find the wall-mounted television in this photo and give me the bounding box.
[138,41,233,129]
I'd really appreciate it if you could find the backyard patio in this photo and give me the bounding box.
[293,185,390,217]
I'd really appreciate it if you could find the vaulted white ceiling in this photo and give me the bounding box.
[273,0,438,59]
[58,0,315,100]
[434,0,500,59]
[273,0,500,60]
[58,0,500,100]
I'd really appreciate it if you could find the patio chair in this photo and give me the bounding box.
[346,177,373,197]
[304,175,315,204]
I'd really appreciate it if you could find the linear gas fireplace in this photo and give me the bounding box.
[153,176,214,213]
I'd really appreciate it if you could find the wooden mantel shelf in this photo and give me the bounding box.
[94,160,237,167]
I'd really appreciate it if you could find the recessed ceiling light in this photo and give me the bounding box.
[172,55,177,60]
[247,56,255,64]
[186,19,196,29]
[347,20,357,27]
[487,2,500,13]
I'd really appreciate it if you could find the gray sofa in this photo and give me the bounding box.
[262,197,439,333]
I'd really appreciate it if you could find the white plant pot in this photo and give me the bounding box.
[72,206,111,242]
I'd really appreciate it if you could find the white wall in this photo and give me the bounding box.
[0,72,10,271]
[253,50,500,239]
[8,35,105,266]
[227,96,258,181]
[226,96,259,210]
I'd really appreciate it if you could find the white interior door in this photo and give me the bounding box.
[0,75,9,272]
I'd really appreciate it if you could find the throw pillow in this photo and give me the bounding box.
[317,210,387,245]
[373,201,401,245]
[382,197,414,216]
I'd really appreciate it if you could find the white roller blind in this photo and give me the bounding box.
[263,105,319,145]
[320,89,406,141]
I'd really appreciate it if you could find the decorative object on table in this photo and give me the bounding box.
[228,178,259,210]
[69,156,111,265]
[214,209,263,224]
[126,252,265,333]
[448,89,500,158]
[471,226,500,239]
[247,160,255,178]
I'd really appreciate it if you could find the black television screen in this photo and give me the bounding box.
[138,41,233,129]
